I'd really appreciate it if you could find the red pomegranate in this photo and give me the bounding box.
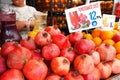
[83,67,101,80]
[44,26,61,37]
[74,39,95,55]
[23,59,48,80]
[45,74,62,80]
[0,69,24,80]
[68,32,83,45]
[96,62,112,79]
[20,36,36,50]
[31,49,42,61]
[62,39,71,49]
[96,43,116,62]
[7,44,32,70]
[0,55,7,75]
[52,34,71,49]
[89,50,100,65]
[60,47,75,63]
[51,57,70,76]
[108,58,120,74]
[34,31,52,47]
[64,70,84,80]
[42,43,60,60]
[1,41,17,59]
[74,54,94,75]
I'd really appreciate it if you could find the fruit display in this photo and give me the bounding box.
[1,25,120,80]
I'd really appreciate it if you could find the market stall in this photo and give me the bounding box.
[0,0,120,80]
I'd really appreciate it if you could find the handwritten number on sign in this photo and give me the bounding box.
[89,11,96,20]
[89,11,97,26]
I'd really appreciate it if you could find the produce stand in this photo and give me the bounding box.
[1,0,120,80]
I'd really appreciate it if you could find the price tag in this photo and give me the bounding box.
[102,14,116,30]
[65,2,102,33]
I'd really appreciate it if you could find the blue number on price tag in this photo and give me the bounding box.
[89,11,97,26]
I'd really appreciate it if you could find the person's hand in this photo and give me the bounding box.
[16,20,35,31]
[29,20,35,30]
[16,20,26,31]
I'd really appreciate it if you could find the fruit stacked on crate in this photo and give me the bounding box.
[1,25,120,80]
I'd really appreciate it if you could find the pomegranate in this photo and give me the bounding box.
[52,34,71,49]
[51,57,70,76]
[44,26,61,36]
[89,50,100,65]
[7,44,32,70]
[20,36,36,50]
[1,41,17,59]
[42,43,60,60]
[96,43,116,62]
[0,69,24,80]
[34,31,52,47]
[96,62,112,79]
[68,32,83,45]
[62,39,71,49]
[83,67,101,80]
[31,49,42,61]
[108,58,120,74]
[60,47,75,63]
[23,59,48,80]
[64,70,84,80]
[0,55,7,75]
[74,39,95,55]
[45,74,62,80]
[74,54,94,75]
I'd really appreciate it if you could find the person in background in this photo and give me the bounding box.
[0,0,38,31]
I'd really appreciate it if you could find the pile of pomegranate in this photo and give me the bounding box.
[0,26,120,80]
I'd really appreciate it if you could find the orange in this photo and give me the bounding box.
[116,53,120,60]
[92,37,102,47]
[83,33,93,40]
[91,28,102,38]
[82,32,86,36]
[100,30,114,40]
[28,31,39,39]
[114,41,120,54]
[112,29,119,35]
[102,39,115,45]
[114,22,118,30]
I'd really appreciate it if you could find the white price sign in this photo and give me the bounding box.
[102,14,116,30]
[65,2,103,33]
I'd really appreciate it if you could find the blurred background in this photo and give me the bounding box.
[0,0,114,35]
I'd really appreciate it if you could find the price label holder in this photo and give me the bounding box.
[65,2,103,33]
[102,14,116,30]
